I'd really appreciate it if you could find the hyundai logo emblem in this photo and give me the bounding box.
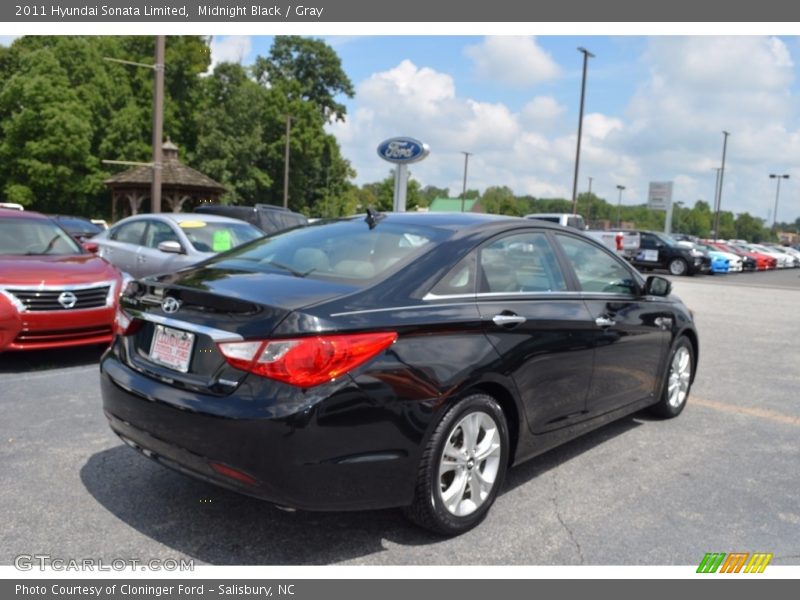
[161,297,182,314]
[57,291,78,309]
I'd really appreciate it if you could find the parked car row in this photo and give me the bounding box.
[0,204,307,354]
[623,230,799,276]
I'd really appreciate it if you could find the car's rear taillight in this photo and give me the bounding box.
[217,332,398,388]
[113,306,142,336]
[615,233,624,252]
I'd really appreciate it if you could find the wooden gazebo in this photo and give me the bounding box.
[104,140,226,221]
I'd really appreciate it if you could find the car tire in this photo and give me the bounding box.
[404,393,509,536]
[650,336,694,419]
[668,257,689,276]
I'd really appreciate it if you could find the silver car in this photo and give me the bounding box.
[92,213,264,278]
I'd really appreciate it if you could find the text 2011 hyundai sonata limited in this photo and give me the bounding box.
[101,212,698,535]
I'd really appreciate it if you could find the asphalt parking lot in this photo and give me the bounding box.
[2,268,799,566]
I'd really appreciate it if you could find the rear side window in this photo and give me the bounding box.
[556,234,638,294]
[111,221,147,244]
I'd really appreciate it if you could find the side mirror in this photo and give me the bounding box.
[644,275,671,297]
[157,240,184,254]
[82,242,99,253]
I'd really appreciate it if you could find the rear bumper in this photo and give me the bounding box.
[100,352,426,511]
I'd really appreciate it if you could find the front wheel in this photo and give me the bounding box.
[668,257,689,276]
[650,337,694,418]
[404,393,509,536]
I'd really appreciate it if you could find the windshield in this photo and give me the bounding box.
[0,217,82,256]
[177,220,264,252]
[207,219,447,282]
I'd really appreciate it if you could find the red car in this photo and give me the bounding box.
[0,209,123,352]
[722,242,777,271]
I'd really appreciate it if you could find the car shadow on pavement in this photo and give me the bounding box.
[0,345,106,373]
[80,414,644,565]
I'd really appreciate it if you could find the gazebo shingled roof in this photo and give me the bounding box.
[104,139,226,220]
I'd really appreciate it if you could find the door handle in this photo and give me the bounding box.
[595,316,616,328]
[492,314,526,327]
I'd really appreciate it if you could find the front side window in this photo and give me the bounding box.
[178,220,263,253]
[556,234,638,295]
[144,221,180,249]
[479,232,567,294]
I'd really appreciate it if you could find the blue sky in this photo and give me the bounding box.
[214,35,800,221]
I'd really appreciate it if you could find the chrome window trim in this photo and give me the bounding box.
[330,302,476,317]
[423,290,585,301]
[128,310,244,343]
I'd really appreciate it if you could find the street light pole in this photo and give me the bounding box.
[616,184,626,229]
[713,130,730,239]
[283,115,292,209]
[571,47,594,216]
[769,173,789,229]
[460,151,472,212]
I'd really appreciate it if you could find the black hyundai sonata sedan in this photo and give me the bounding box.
[101,212,698,535]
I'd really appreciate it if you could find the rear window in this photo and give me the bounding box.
[207,219,447,282]
[0,217,82,255]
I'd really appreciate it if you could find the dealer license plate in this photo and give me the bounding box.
[149,325,195,373]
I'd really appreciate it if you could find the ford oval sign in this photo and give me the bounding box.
[377,137,430,164]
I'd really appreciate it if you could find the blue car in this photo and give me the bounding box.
[705,249,730,273]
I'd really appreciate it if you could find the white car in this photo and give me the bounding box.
[748,244,792,269]
[767,245,800,268]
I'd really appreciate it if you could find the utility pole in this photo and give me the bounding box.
[283,115,292,209]
[151,35,165,214]
[571,47,594,215]
[460,151,472,212]
[103,35,165,214]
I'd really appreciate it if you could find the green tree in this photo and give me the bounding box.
[0,48,96,213]
[481,186,520,215]
[253,36,354,122]
[193,62,272,205]
[734,212,768,242]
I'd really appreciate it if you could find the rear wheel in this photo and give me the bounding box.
[404,393,509,536]
[650,337,694,418]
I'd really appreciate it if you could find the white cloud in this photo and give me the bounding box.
[329,59,624,201]
[520,96,566,131]
[208,36,252,72]
[0,36,21,47]
[620,36,800,216]
[465,37,561,87]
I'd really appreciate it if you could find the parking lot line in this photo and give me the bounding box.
[693,396,800,427]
